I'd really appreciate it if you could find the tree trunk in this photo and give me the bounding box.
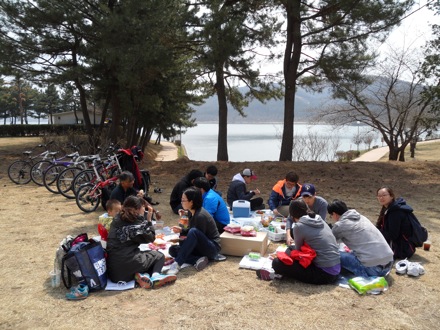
[73,78,93,144]
[410,140,416,158]
[215,65,229,161]
[388,146,399,161]
[108,85,121,144]
[280,0,302,161]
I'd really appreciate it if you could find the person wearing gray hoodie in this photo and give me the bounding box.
[258,199,340,283]
[328,200,394,277]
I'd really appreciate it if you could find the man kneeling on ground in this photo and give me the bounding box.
[328,199,393,277]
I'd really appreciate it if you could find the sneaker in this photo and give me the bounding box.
[407,262,425,277]
[395,259,408,275]
[256,268,275,281]
[166,261,180,275]
[65,283,89,300]
[135,273,152,289]
[195,256,209,271]
[150,273,177,288]
[214,254,227,262]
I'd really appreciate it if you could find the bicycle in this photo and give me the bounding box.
[42,152,82,194]
[56,154,101,199]
[75,158,120,212]
[7,141,55,185]
[70,147,122,197]
[30,143,79,186]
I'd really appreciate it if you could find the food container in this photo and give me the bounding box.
[232,200,251,218]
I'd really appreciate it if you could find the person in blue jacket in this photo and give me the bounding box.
[194,177,230,233]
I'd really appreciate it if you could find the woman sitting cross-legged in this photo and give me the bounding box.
[106,195,176,289]
[167,187,221,275]
[257,199,341,284]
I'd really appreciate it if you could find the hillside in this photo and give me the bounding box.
[192,86,333,123]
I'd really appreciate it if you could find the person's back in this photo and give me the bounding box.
[332,209,393,267]
[294,214,340,268]
[204,189,230,226]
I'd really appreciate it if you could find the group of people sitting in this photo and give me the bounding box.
[99,166,422,289]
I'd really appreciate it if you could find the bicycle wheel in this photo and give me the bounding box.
[43,164,67,194]
[76,183,101,213]
[30,160,52,186]
[72,169,98,196]
[57,167,83,199]
[8,160,32,184]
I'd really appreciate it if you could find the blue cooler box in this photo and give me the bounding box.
[232,200,251,218]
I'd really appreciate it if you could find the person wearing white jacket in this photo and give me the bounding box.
[328,199,394,277]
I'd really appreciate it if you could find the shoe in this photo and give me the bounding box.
[256,268,275,281]
[214,254,227,262]
[135,273,152,289]
[407,262,425,277]
[395,259,408,275]
[65,283,89,300]
[150,273,177,288]
[195,256,209,271]
[166,261,180,275]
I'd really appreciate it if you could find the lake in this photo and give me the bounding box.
[180,123,381,162]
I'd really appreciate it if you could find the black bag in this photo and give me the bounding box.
[407,212,428,247]
[61,239,107,291]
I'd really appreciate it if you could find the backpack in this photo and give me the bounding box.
[61,236,107,291]
[407,212,428,247]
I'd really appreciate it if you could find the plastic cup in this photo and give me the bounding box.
[179,216,189,228]
[50,269,61,288]
[154,220,164,230]
[423,241,431,251]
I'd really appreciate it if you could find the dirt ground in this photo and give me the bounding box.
[0,137,439,330]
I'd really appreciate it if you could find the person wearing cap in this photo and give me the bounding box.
[226,169,264,211]
[286,183,328,245]
[328,199,393,277]
[268,171,302,218]
[193,176,230,233]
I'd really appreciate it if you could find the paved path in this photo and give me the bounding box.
[352,139,440,162]
[154,141,178,161]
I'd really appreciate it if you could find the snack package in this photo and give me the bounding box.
[241,225,257,237]
[348,276,388,295]
[224,223,242,234]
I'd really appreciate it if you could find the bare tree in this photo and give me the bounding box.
[320,47,439,161]
[291,129,341,161]
[362,132,376,150]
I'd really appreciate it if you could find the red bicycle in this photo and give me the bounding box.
[75,158,119,212]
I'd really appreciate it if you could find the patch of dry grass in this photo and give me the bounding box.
[1,137,439,329]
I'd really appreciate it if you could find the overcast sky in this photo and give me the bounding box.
[257,1,437,77]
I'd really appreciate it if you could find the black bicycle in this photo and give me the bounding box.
[7,142,55,185]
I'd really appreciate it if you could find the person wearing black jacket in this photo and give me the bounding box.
[169,169,203,214]
[376,187,415,259]
[106,196,176,288]
[167,187,221,275]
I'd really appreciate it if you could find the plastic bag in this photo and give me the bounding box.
[348,276,388,295]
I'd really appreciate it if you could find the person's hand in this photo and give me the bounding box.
[273,209,281,216]
[137,190,145,197]
[253,188,261,195]
[178,209,186,217]
[171,226,182,233]
[286,232,294,245]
